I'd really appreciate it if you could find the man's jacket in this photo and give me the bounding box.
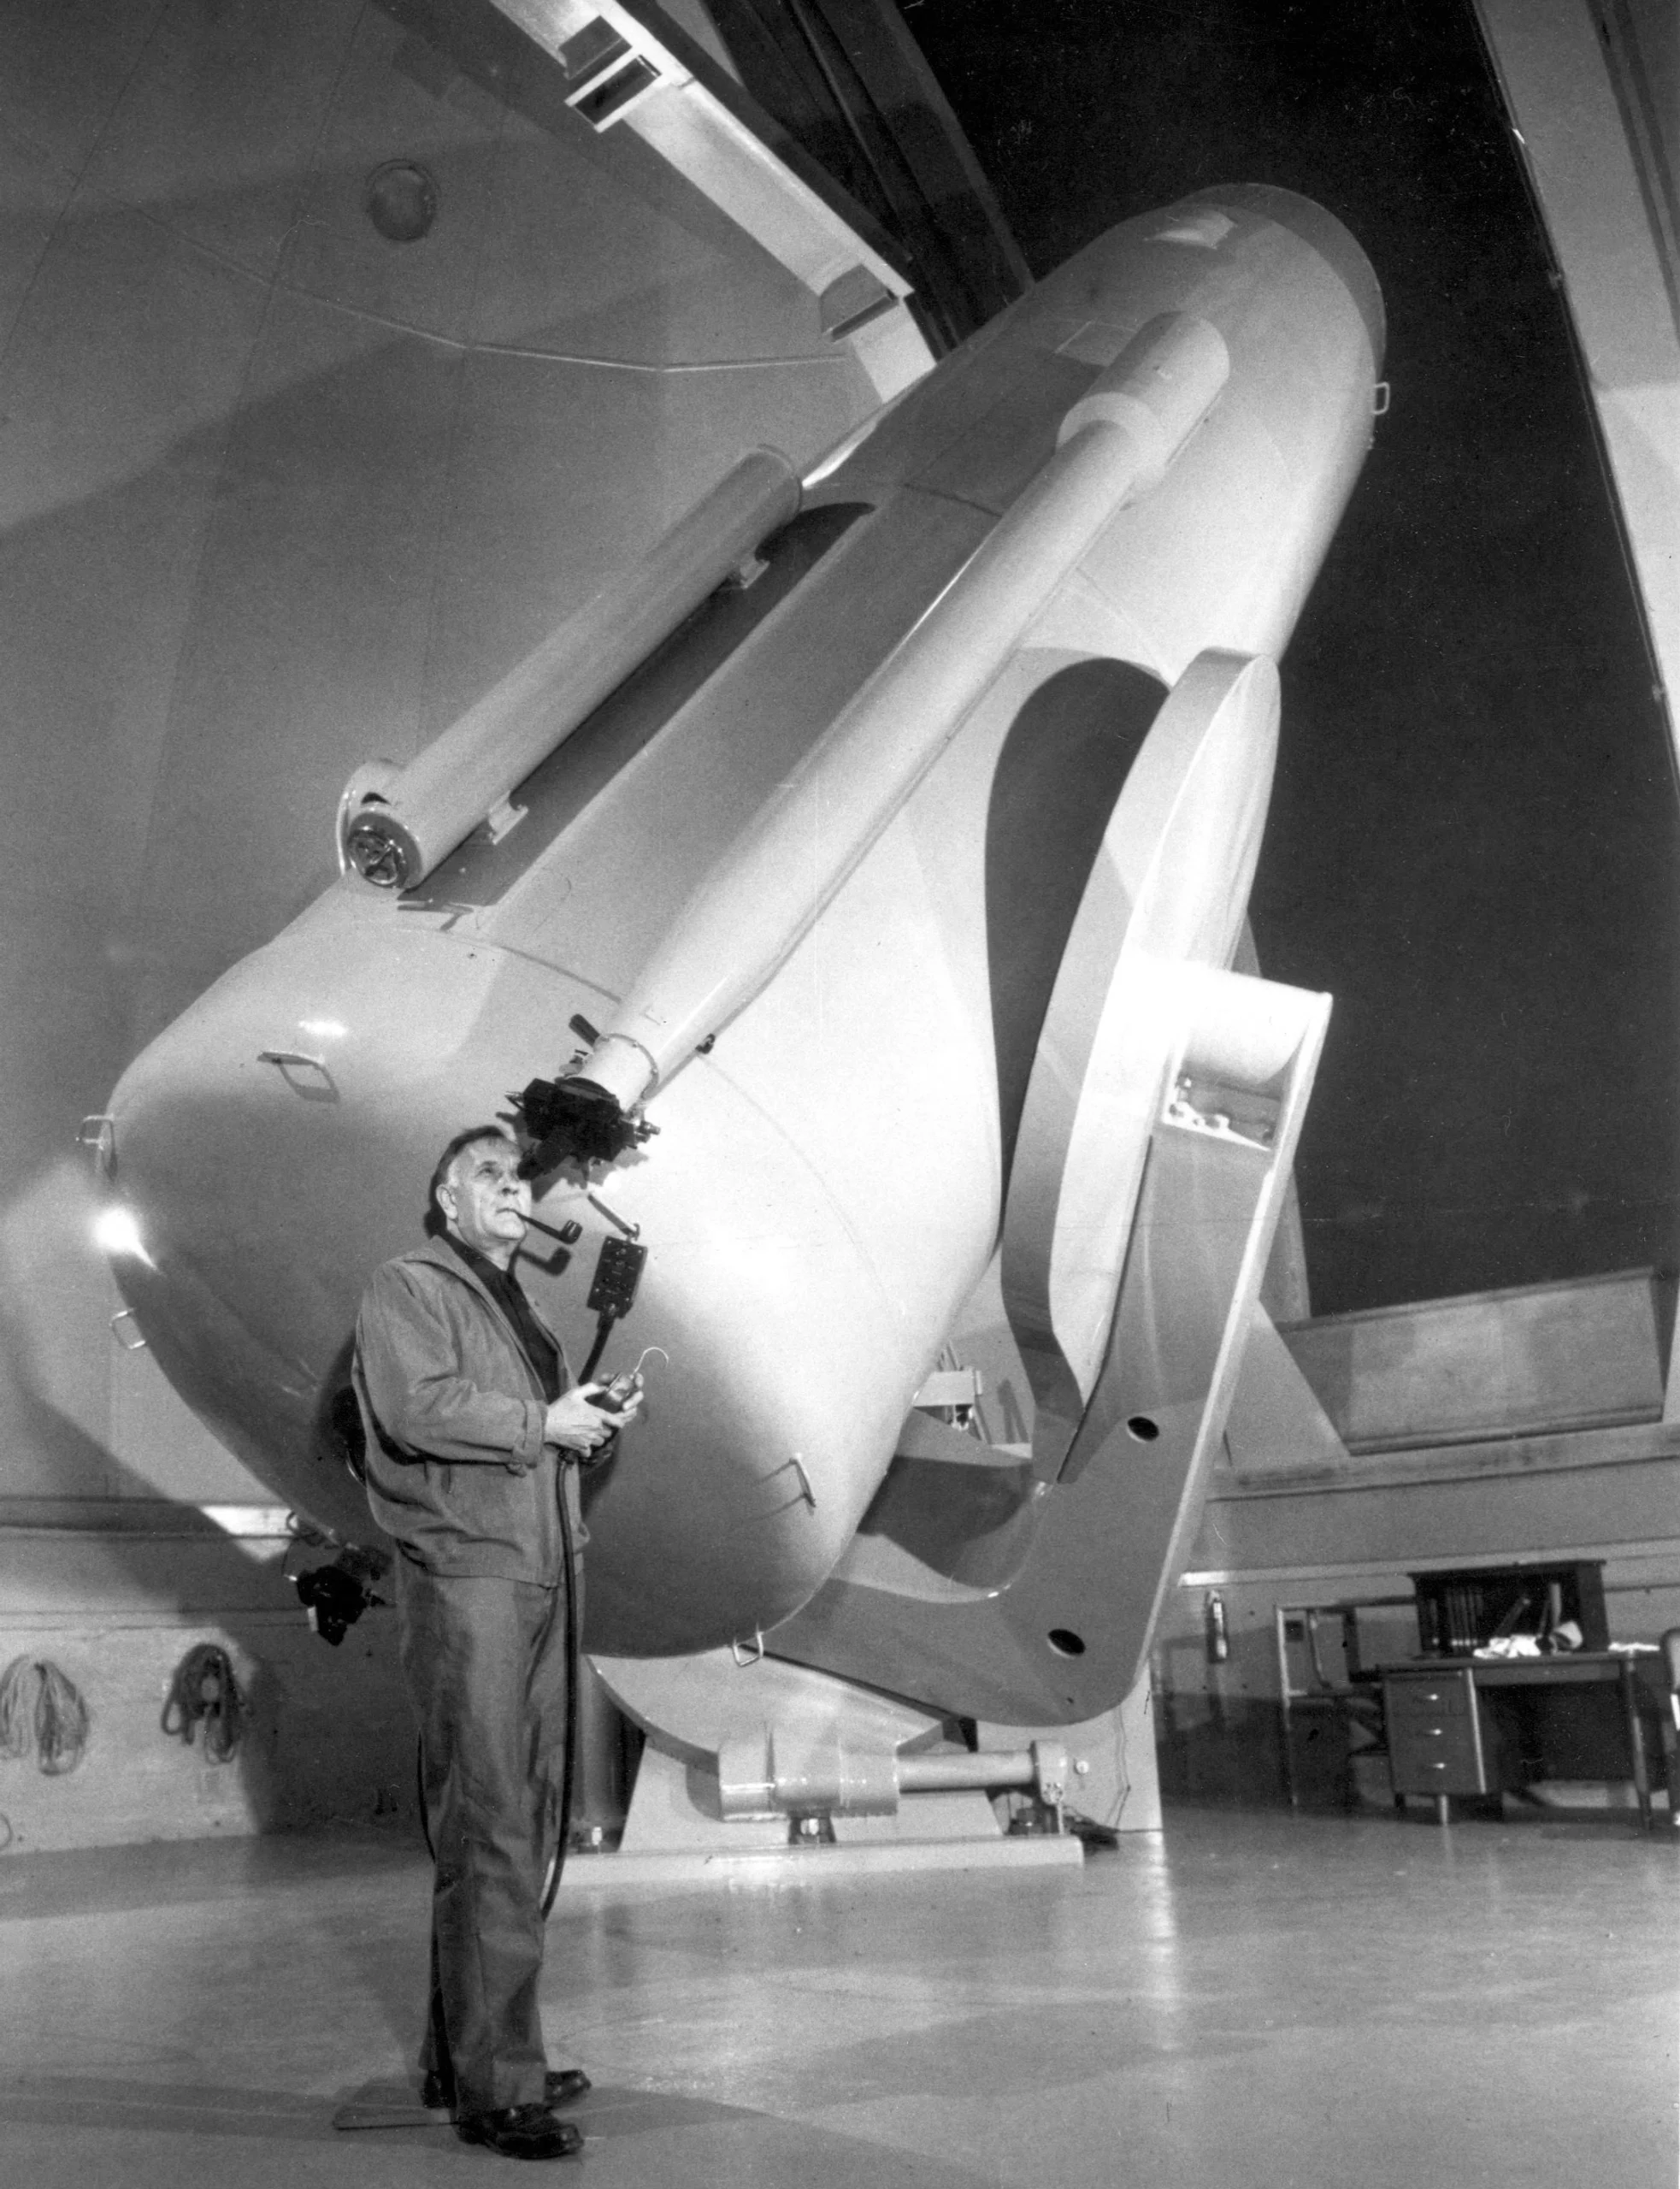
[353,1236,582,1583]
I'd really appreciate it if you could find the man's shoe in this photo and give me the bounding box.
[455,2103,582,2160]
[422,2068,591,2112]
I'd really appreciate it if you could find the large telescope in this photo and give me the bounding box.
[102,186,1382,1727]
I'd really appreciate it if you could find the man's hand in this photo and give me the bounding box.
[543,1384,641,1454]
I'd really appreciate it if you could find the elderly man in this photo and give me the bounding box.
[354,1125,640,2162]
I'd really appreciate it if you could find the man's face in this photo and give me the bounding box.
[437,1139,531,1261]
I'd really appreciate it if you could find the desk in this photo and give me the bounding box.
[1382,1654,1656,1830]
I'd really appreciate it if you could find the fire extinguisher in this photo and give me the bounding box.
[1204,1590,1229,1665]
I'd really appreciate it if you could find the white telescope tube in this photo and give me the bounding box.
[581,312,1230,1113]
[339,448,802,890]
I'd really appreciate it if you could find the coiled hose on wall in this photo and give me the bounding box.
[161,1643,246,1763]
[0,1657,90,1774]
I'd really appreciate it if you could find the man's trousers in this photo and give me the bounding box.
[395,1561,574,2114]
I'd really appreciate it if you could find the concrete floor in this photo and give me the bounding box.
[1,1803,1676,2188]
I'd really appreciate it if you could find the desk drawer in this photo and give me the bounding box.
[1383,1674,1488,1796]
[1387,1721,1487,1793]
[1385,1676,1472,1724]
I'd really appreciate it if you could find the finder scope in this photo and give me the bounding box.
[515,1075,657,1171]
